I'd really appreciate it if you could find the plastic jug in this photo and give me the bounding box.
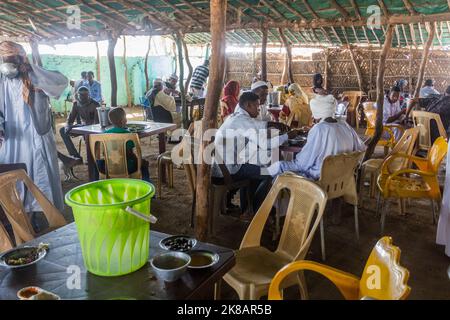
[65,179,156,276]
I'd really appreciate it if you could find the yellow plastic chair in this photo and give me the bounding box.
[315,151,365,261]
[0,169,67,246]
[343,91,365,129]
[361,127,419,201]
[377,137,448,233]
[412,110,448,153]
[363,104,404,155]
[222,173,327,300]
[89,133,142,179]
[268,236,411,300]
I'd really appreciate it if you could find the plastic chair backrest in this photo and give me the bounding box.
[0,222,13,253]
[386,127,420,172]
[427,136,448,173]
[412,111,448,151]
[89,133,142,179]
[318,151,364,204]
[363,101,376,111]
[363,108,376,128]
[0,169,66,245]
[359,236,411,300]
[343,91,365,112]
[152,105,174,124]
[240,173,327,261]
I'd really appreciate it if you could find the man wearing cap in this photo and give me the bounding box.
[267,93,365,179]
[190,60,209,97]
[0,41,68,212]
[164,74,180,97]
[60,86,100,160]
[250,81,270,120]
[146,78,180,125]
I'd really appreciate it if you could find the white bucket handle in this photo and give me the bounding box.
[125,206,157,224]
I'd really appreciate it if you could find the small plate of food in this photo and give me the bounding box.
[0,243,49,269]
[159,235,197,252]
[17,286,60,300]
[187,250,219,269]
[126,122,151,133]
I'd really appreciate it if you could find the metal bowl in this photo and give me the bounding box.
[150,252,191,282]
[187,250,219,269]
[0,246,47,269]
[159,235,197,252]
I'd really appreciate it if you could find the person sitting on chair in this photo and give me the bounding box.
[146,78,180,126]
[98,107,151,182]
[60,86,99,161]
[164,74,180,97]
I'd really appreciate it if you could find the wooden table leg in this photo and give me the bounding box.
[158,132,167,183]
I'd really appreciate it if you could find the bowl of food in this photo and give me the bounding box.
[150,252,191,282]
[159,235,197,252]
[17,286,60,300]
[0,243,48,269]
[187,250,219,269]
[126,122,151,133]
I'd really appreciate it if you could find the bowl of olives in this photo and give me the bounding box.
[159,235,197,252]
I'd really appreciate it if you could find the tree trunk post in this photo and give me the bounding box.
[279,28,294,83]
[175,32,187,128]
[363,24,394,162]
[195,0,227,241]
[95,41,101,81]
[413,22,436,98]
[144,36,152,92]
[261,26,268,82]
[123,36,132,108]
[108,35,118,107]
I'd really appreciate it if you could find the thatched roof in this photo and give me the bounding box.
[0,0,449,47]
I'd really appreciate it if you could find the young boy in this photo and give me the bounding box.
[97,107,151,182]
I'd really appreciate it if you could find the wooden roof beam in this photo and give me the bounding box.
[349,0,361,19]
[302,0,320,19]
[377,0,389,17]
[260,0,285,20]
[58,0,110,30]
[281,1,307,20]
[81,0,133,31]
[402,0,417,15]
[329,0,350,19]
[234,0,277,23]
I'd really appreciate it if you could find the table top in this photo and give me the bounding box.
[70,121,177,138]
[0,224,235,300]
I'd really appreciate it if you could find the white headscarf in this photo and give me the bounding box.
[310,94,336,120]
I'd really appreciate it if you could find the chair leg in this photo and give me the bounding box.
[214,279,222,300]
[354,205,360,242]
[157,158,162,199]
[190,190,196,228]
[431,199,436,225]
[168,162,174,188]
[297,272,309,300]
[320,218,326,261]
[370,173,377,199]
[375,192,381,218]
[380,199,388,235]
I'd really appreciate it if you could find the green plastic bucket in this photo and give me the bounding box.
[65,179,155,277]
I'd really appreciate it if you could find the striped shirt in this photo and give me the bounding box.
[190,65,209,89]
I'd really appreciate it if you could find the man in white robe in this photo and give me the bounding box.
[267,93,366,179]
[0,41,68,212]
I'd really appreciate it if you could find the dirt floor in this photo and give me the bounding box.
[55,106,450,300]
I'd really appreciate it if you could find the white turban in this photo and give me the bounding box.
[310,94,336,120]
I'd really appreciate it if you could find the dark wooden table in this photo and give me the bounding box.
[71,121,177,181]
[0,223,235,300]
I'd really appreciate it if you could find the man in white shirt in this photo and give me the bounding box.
[375,85,406,141]
[420,79,440,98]
[213,91,297,216]
[146,78,180,126]
[267,93,366,179]
[251,81,270,121]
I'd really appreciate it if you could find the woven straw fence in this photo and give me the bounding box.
[225,48,450,93]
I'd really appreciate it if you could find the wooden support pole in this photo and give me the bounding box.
[261,26,268,82]
[108,35,118,107]
[123,37,132,108]
[413,23,436,98]
[363,24,394,162]
[175,32,188,129]
[181,35,193,92]
[144,36,151,92]
[30,41,43,67]
[195,0,227,241]
[324,49,329,89]
[95,41,101,82]
[348,45,363,91]
[278,28,294,84]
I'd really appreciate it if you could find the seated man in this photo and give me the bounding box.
[424,85,450,140]
[164,74,180,96]
[98,107,151,182]
[375,85,406,141]
[213,92,298,217]
[60,86,99,160]
[420,79,440,98]
[146,78,180,126]
[267,93,366,179]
